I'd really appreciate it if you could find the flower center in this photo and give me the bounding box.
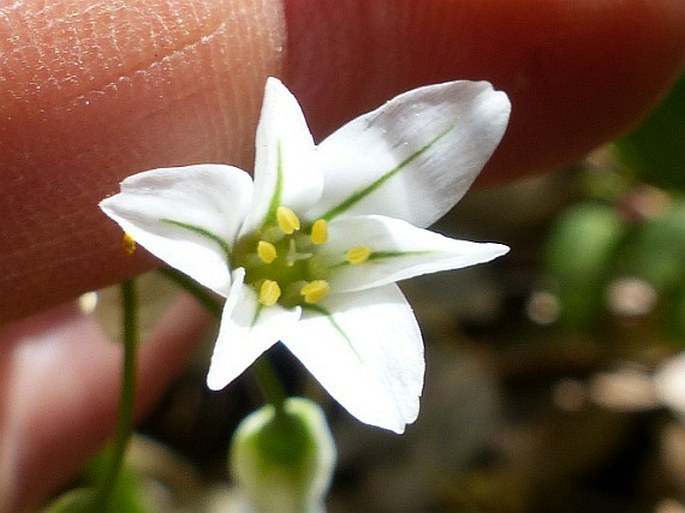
[233,207,333,308]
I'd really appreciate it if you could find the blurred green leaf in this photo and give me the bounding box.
[616,73,685,190]
[619,202,685,292]
[544,202,626,327]
[41,459,151,513]
[81,448,153,513]
[666,280,685,343]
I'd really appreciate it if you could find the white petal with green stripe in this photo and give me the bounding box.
[319,215,509,293]
[207,267,302,391]
[241,78,322,236]
[307,81,510,228]
[99,164,253,296]
[282,284,424,433]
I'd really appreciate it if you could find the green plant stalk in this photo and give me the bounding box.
[252,357,287,412]
[91,279,138,511]
[159,266,287,411]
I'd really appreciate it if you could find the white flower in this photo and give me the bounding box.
[100,77,510,433]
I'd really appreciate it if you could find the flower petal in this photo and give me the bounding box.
[281,284,424,433]
[241,77,323,235]
[206,268,302,391]
[99,164,253,296]
[307,81,510,227]
[319,215,509,293]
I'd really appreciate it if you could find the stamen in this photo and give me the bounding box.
[347,246,371,265]
[310,219,328,245]
[300,280,330,304]
[259,280,281,306]
[257,240,278,263]
[122,233,136,255]
[276,206,301,234]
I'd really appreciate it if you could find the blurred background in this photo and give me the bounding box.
[83,73,685,513]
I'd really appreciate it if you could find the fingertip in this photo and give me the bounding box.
[0,0,286,321]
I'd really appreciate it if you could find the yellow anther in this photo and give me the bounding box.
[257,240,278,263]
[122,233,136,255]
[310,219,328,245]
[300,280,330,304]
[276,206,301,234]
[346,246,371,265]
[259,280,281,306]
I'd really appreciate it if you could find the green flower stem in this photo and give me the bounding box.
[91,279,138,511]
[158,267,288,410]
[252,357,287,412]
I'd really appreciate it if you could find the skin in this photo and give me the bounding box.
[0,0,683,510]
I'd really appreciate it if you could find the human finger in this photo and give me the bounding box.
[283,0,685,183]
[2,0,684,322]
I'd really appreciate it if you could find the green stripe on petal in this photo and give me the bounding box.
[161,218,232,261]
[303,304,351,344]
[262,140,284,229]
[322,214,509,293]
[312,81,511,228]
[369,250,432,261]
[251,303,264,328]
[241,78,321,237]
[303,303,363,362]
[329,250,433,270]
[206,277,299,392]
[100,164,252,297]
[281,284,424,433]
[320,126,454,222]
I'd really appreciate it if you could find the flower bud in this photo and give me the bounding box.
[230,398,336,513]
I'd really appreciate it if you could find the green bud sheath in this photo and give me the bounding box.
[230,398,336,513]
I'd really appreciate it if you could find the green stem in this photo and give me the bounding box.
[252,357,287,412]
[158,266,287,411]
[91,279,138,511]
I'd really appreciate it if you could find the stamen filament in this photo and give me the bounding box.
[257,240,278,263]
[259,280,281,306]
[300,280,330,304]
[347,246,371,265]
[276,206,301,234]
[310,219,328,245]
